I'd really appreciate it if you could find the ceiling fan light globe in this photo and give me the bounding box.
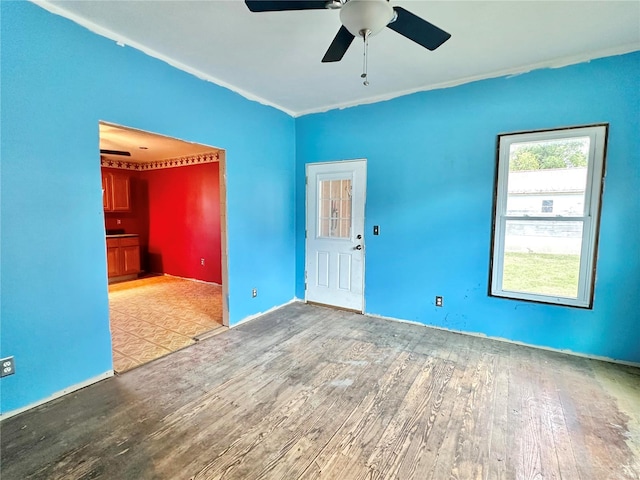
[340,0,394,37]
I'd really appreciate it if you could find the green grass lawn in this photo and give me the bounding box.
[503,252,580,298]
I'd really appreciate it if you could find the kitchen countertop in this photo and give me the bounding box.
[106,234,139,238]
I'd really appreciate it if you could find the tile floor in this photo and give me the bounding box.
[108,275,224,373]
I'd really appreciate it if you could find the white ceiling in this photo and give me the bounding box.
[40,0,640,116]
[100,122,219,163]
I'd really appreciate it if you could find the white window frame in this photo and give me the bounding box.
[490,124,607,308]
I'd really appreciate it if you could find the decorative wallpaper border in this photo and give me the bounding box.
[100,152,219,171]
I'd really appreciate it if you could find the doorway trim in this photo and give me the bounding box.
[219,150,229,327]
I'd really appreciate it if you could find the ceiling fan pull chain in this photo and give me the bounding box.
[361,29,370,86]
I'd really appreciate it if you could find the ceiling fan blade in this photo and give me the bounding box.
[387,7,451,51]
[322,25,355,63]
[100,149,131,156]
[245,1,329,12]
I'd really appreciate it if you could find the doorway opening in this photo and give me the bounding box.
[99,121,229,373]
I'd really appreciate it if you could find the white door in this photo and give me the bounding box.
[305,160,366,311]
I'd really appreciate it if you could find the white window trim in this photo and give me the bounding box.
[490,124,607,308]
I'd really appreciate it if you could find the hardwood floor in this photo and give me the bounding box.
[2,303,639,479]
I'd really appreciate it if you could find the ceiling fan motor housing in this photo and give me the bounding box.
[340,0,395,38]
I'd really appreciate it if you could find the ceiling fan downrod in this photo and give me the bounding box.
[360,29,370,86]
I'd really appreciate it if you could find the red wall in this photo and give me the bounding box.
[141,162,221,283]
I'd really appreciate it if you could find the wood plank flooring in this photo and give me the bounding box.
[1,303,639,479]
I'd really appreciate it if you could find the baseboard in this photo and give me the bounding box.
[160,273,221,286]
[108,273,138,284]
[0,370,114,421]
[366,313,640,369]
[231,298,299,328]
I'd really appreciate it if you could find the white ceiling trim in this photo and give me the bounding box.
[33,0,640,119]
[33,0,297,116]
[295,42,640,117]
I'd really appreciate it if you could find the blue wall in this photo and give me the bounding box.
[296,52,640,364]
[0,2,295,413]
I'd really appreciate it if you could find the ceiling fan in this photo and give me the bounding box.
[245,0,451,84]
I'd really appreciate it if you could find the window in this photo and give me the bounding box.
[318,178,352,238]
[490,125,607,308]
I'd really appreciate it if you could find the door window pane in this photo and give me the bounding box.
[318,179,352,238]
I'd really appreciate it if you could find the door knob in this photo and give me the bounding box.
[354,245,362,250]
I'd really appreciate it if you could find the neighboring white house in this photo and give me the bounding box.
[506,167,587,255]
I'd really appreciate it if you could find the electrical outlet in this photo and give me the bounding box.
[435,296,443,307]
[200,258,205,266]
[1,357,15,377]
[116,219,121,225]
[252,288,257,298]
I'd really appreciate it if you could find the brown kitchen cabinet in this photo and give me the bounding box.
[106,236,140,280]
[102,171,131,212]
